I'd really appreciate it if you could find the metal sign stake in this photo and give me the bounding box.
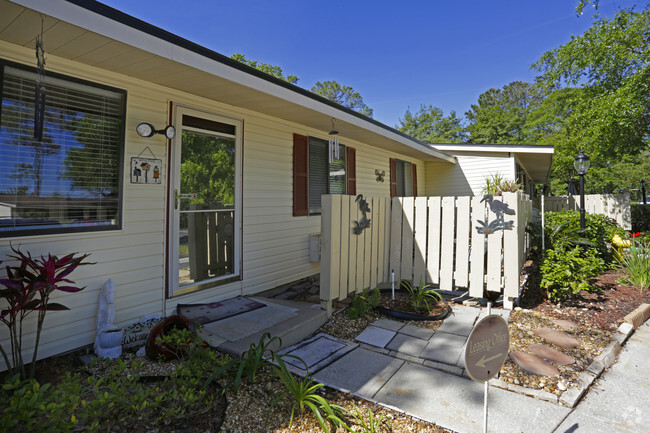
[483,301,491,433]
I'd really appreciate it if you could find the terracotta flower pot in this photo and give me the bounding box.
[145,315,192,361]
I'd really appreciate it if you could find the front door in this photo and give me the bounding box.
[169,106,241,296]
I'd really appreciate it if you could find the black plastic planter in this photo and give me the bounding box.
[376,288,452,321]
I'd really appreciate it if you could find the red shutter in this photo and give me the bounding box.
[293,134,308,216]
[389,158,397,197]
[346,146,356,196]
[412,163,418,197]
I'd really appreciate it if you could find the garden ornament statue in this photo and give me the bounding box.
[476,194,515,234]
[94,279,124,359]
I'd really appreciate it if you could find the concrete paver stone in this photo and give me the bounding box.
[371,318,404,332]
[437,308,479,336]
[510,351,560,376]
[355,326,396,348]
[374,362,570,433]
[533,327,580,349]
[276,333,358,374]
[398,324,435,340]
[385,333,428,358]
[313,347,403,398]
[421,332,467,365]
[528,344,575,365]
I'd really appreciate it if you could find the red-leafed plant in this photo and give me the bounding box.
[0,246,93,378]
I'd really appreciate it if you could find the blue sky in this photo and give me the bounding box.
[102,0,639,128]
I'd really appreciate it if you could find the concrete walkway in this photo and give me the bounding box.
[553,320,650,433]
[276,304,650,433]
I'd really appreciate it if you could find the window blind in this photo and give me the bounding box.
[0,64,125,235]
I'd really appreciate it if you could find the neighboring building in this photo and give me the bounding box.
[0,0,553,370]
[424,144,554,199]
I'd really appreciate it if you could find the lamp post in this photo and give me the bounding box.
[642,180,647,205]
[574,150,590,230]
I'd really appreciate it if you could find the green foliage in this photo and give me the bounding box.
[533,8,650,182]
[400,278,442,314]
[209,332,280,393]
[465,81,544,144]
[631,204,650,233]
[481,173,522,196]
[1,351,224,433]
[541,246,607,301]
[346,403,392,433]
[0,246,92,379]
[540,211,618,301]
[397,104,467,143]
[311,80,374,118]
[270,356,347,433]
[230,53,299,84]
[619,238,650,292]
[544,211,618,259]
[348,288,380,319]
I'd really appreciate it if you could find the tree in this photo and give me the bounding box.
[532,8,649,161]
[465,81,544,144]
[310,81,374,118]
[531,7,650,194]
[397,105,467,143]
[230,53,299,85]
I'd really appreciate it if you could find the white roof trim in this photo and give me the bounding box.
[430,143,554,154]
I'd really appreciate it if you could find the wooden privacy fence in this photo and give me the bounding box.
[541,193,630,230]
[320,191,533,312]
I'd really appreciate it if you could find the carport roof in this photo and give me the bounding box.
[429,143,554,184]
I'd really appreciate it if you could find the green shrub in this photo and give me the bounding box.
[544,211,620,261]
[208,332,280,393]
[346,403,392,432]
[401,278,442,314]
[540,246,607,301]
[631,204,650,233]
[348,288,380,319]
[619,238,650,292]
[269,356,347,433]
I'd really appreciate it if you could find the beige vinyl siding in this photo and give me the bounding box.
[0,40,437,369]
[424,151,514,197]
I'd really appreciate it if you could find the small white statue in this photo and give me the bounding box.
[94,279,123,358]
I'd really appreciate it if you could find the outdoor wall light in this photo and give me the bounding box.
[136,122,176,139]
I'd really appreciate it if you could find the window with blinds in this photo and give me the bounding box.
[308,137,345,215]
[0,62,125,236]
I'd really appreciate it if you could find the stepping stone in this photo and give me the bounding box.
[510,351,560,376]
[356,326,396,348]
[420,332,467,365]
[552,318,579,331]
[528,344,575,366]
[533,327,580,349]
[372,318,404,332]
[386,333,428,357]
[399,324,435,340]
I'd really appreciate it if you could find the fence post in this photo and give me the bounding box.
[320,195,340,315]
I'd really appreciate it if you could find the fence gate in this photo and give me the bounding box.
[320,192,533,313]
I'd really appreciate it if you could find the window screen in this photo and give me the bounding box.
[0,63,125,236]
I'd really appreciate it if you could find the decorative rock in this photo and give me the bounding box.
[552,318,579,331]
[529,344,575,365]
[509,351,560,377]
[533,327,580,349]
[557,382,567,391]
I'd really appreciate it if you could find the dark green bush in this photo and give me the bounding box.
[631,203,650,233]
[347,288,380,319]
[541,211,620,301]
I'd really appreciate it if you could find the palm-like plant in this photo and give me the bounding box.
[401,278,442,314]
